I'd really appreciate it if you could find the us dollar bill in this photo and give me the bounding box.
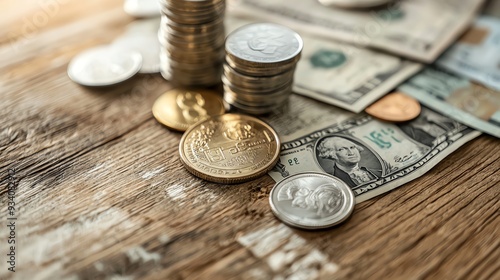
[436,16,500,91]
[263,97,481,203]
[228,0,484,62]
[261,94,356,142]
[398,66,500,138]
[225,14,422,112]
[293,35,421,112]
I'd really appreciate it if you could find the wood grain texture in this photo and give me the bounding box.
[0,1,499,279]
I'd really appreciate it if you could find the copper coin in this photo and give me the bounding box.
[179,114,281,184]
[152,88,225,131]
[365,92,421,122]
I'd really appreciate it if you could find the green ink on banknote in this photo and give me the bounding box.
[364,128,403,149]
[377,9,405,21]
[310,49,346,68]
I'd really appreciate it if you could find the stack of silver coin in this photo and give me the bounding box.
[223,23,303,115]
[158,0,225,86]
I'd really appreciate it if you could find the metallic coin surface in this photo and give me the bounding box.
[112,34,161,74]
[67,46,142,86]
[269,172,355,229]
[153,88,225,131]
[158,0,225,86]
[124,0,161,17]
[365,92,421,122]
[224,55,296,77]
[225,23,303,65]
[179,114,280,183]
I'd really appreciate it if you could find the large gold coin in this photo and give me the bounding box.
[179,114,281,184]
[365,92,421,122]
[152,88,225,131]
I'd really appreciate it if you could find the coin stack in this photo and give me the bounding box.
[223,23,303,115]
[158,0,226,87]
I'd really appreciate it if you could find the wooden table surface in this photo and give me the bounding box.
[1,1,499,279]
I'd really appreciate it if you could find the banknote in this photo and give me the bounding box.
[399,66,500,138]
[436,16,500,91]
[263,96,481,203]
[225,14,422,112]
[293,35,422,112]
[262,94,356,142]
[228,0,484,62]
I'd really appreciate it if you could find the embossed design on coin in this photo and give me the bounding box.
[224,122,255,140]
[270,172,355,229]
[225,23,303,64]
[176,91,208,121]
[152,88,225,131]
[179,114,281,183]
[223,23,302,114]
[365,92,421,122]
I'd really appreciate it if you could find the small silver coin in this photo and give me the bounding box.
[67,46,142,86]
[225,23,303,65]
[124,0,161,17]
[112,34,161,73]
[269,172,355,229]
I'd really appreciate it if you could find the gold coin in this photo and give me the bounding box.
[152,88,225,131]
[179,114,281,184]
[365,92,421,122]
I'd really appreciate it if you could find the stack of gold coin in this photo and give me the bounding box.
[179,114,281,183]
[223,23,303,115]
[158,0,225,87]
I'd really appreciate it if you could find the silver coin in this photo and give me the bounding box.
[223,88,290,107]
[223,77,293,96]
[223,93,286,115]
[225,55,296,76]
[226,100,283,115]
[67,46,142,86]
[223,65,294,90]
[225,23,303,65]
[124,0,161,17]
[112,34,160,73]
[269,172,355,229]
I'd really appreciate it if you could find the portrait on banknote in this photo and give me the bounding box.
[397,108,463,147]
[315,135,383,188]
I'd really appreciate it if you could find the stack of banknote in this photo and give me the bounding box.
[223,0,499,202]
